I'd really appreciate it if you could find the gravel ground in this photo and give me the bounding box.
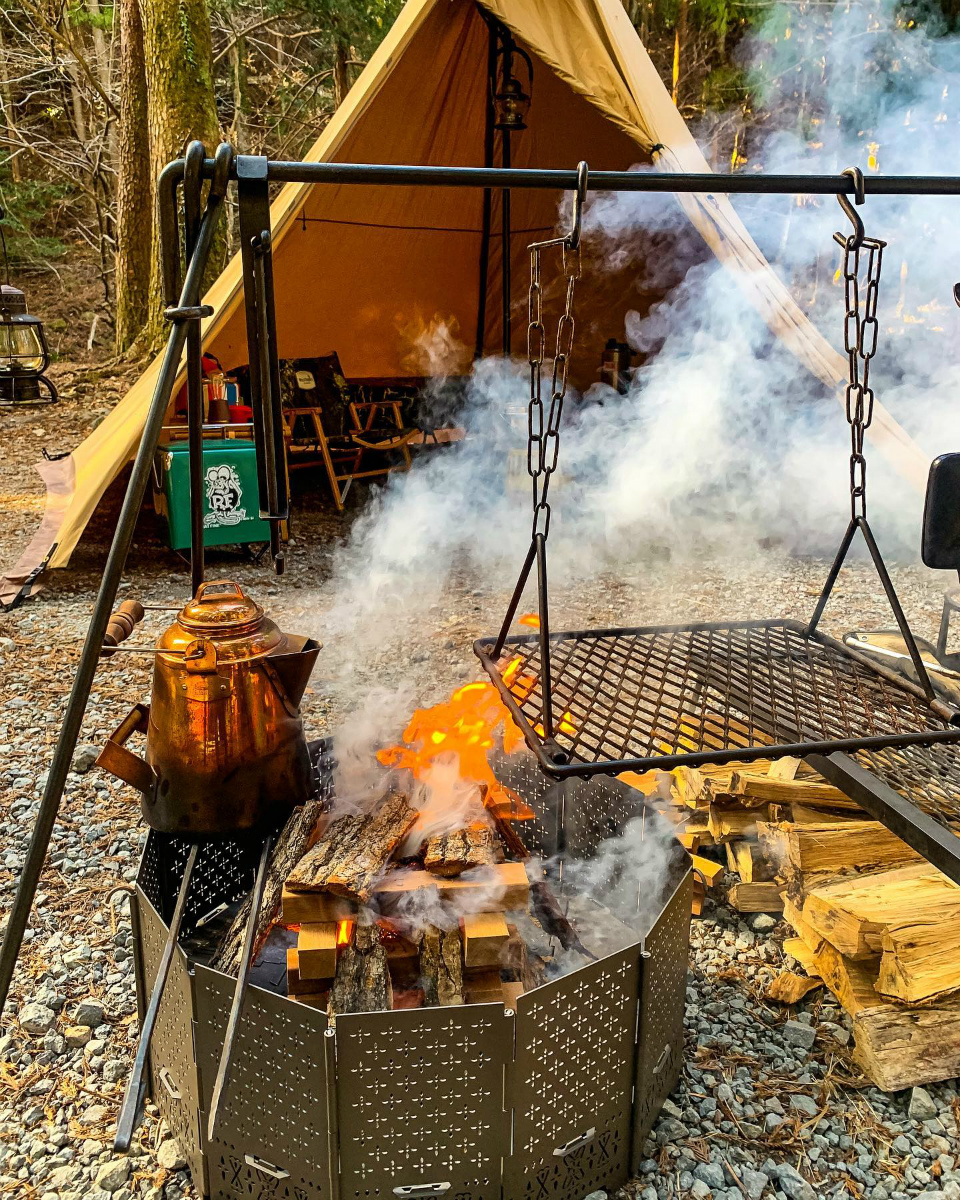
[1,442,959,1200]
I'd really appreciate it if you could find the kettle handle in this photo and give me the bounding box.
[194,580,245,603]
[95,703,157,796]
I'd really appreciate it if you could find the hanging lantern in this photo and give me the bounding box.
[0,285,57,406]
[0,210,57,407]
[493,43,532,132]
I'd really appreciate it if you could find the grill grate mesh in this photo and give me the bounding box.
[476,620,960,826]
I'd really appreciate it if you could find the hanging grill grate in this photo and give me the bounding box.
[475,620,960,779]
[477,165,960,805]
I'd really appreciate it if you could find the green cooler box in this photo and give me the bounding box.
[154,439,272,549]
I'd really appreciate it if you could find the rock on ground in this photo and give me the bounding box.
[1,502,958,1199]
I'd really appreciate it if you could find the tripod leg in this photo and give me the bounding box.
[206,834,272,1142]
[115,843,199,1153]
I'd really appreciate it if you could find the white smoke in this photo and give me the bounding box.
[305,0,960,955]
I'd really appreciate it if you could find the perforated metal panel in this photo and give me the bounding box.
[631,873,692,1166]
[194,965,333,1200]
[492,751,649,863]
[136,889,207,1192]
[132,741,691,1200]
[506,945,641,1200]
[335,1006,512,1200]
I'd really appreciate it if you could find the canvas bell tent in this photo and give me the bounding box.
[0,0,927,604]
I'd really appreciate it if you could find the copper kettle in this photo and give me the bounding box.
[97,581,320,836]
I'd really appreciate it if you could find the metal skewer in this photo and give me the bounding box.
[206,834,272,1141]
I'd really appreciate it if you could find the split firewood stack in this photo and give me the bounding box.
[216,785,583,1017]
[643,735,960,1091]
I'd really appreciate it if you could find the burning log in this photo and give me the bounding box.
[212,798,325,976]
[420,927,464,1007]
[329,922,393,1014]
[424,823,500,877]
[287,791,417,903]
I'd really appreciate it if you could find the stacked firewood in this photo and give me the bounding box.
[649,751,960,1090]
[222,788,578,1016]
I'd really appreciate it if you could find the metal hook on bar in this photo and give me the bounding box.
[834,166,865,251]
[565,161,588,253]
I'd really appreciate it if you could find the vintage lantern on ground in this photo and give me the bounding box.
[493,37,532,132]
[0,216,57,407]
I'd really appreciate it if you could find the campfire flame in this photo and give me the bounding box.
[336,919,353,946]
[377,680,534,817]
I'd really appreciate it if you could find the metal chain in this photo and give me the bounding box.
[837,229,885,519]
[527,238,580,540]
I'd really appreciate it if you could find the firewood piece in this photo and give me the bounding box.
[529,881,595,959]
[802,863,960,968]
[464,968,503,1005]
[213,798,325,975]
[690,854,724,886]
[424,824,500,877]
[420,927,464,1007]
[376,862,529,910]
[329,922,392,1014]
[297,922,338,981]
[461,912,510,969]
[783,937,820,975]
[725,840,773,883]
[286,948,324,997]
[757,820,922,890]
[708,806,768,844]
[806,936,960,1091]
[728,882,783,913]
[879,917,960,1003]
[281,886,357,925]
[717,775,860,810]
[294,991,329,1010]
[287,791,417,903]
[764,971,823,1004]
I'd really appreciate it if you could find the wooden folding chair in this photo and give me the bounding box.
[281,354,418,511]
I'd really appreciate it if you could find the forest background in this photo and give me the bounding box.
[1,0,957,363]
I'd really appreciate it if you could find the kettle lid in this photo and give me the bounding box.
[178,580,264,634]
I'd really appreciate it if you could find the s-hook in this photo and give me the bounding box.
[834,165,865,251]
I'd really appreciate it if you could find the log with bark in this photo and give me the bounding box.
[420,927,464,1007]
[212,798,325,975]
[424,823,500,877]
[287,791,417,903]
[329,922,393,1015]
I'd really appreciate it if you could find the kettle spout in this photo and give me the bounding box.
[269,635,321,708]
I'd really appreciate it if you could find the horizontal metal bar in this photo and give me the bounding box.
[808,752,960,885]
[181,155,960,197]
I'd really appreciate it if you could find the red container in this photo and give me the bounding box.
[229,404,254,423]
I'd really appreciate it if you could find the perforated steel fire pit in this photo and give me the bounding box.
[131,744,691,1200]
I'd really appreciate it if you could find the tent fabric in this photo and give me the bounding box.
[0,0,928,603]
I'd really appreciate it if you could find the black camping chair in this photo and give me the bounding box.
[280,352,418,510]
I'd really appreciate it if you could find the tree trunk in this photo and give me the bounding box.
[334,35,350,108]
[85,0,118,165]
[115,0,152,351]
[139,0,221,349]
[0,24,21,182]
